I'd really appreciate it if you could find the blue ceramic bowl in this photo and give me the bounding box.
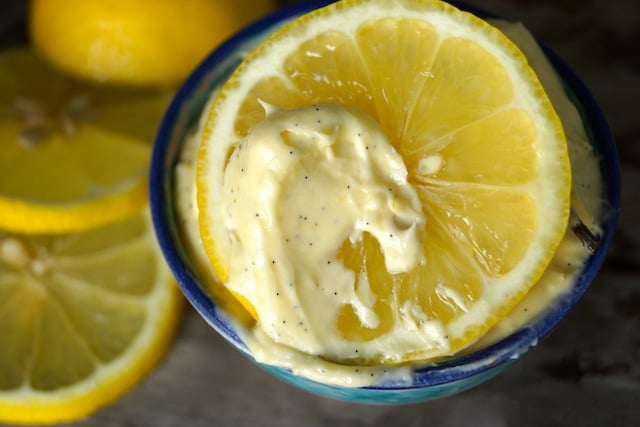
[149,0,620,404]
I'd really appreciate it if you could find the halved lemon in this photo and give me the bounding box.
[0,48,171,234]
[196,0,571,363]
[30,0,279,87]
[0,208,183,424]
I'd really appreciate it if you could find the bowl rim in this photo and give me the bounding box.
[149,0,621,391]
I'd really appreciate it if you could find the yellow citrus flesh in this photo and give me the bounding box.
[29,0,279,87]
[197,0,571,362]
[0,48,171,234]
[0,208,183,424]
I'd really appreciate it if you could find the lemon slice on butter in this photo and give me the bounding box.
[196,0,571,363]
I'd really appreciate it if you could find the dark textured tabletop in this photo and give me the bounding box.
[1,1,639,426]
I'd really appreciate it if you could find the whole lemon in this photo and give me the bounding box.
[29,0,278,87]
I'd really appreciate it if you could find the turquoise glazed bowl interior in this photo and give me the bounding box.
[149,0,620,404]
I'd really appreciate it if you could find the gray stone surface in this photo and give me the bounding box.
[1,0,638,426]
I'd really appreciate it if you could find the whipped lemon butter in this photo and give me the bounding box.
[174,21,603,387]
[223,102,438,361]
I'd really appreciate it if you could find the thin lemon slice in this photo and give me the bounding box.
[197,0,571,363]
[0,208,183,424]
[0,48,171,234]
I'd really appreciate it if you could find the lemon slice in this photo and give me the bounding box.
[0,207,183,424]
[0,48,171,234]
[197,0,571,363]
[30,0,279,87]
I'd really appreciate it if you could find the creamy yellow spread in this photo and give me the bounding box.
[175,20,603,387]
[223,103,438,361]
